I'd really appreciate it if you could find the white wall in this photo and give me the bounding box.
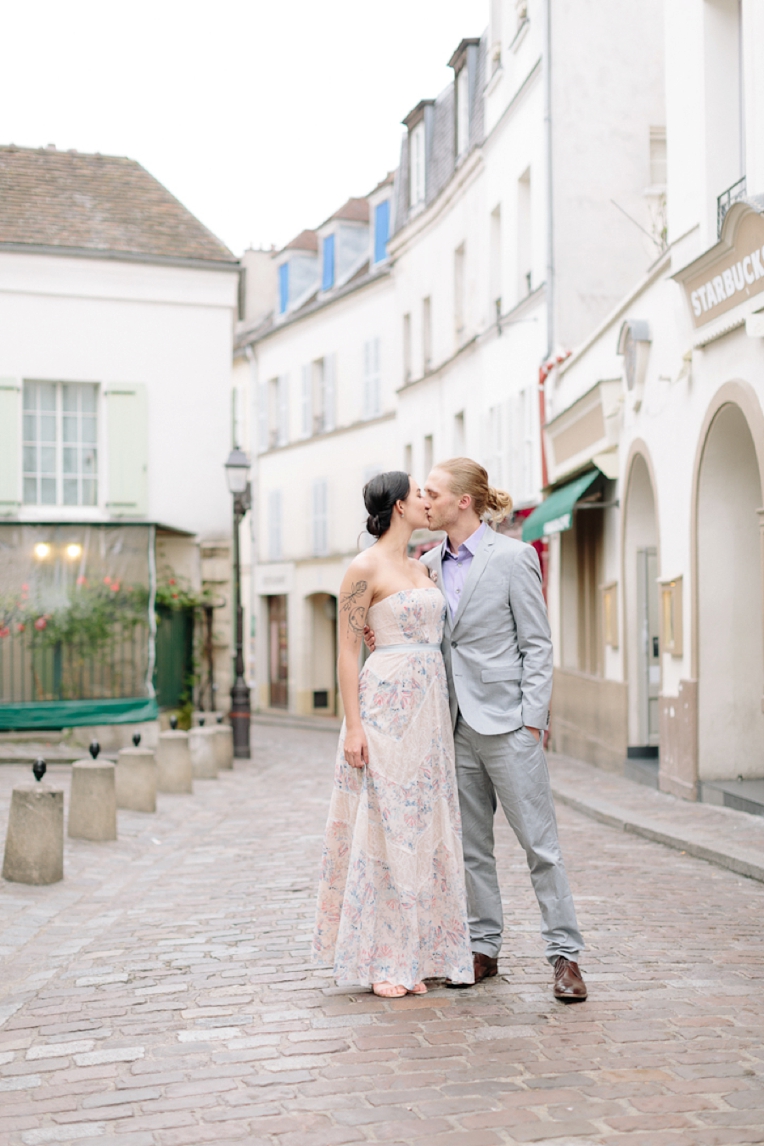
[0,251,239,537]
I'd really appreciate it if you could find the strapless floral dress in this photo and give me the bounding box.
[312,587,473,988]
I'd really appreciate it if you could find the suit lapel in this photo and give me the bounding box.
[451,528,496,631]
[427,542,451,635]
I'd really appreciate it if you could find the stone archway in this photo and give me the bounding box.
[307,593,338,715]
[623,450,660,755]
[697,404,764,781]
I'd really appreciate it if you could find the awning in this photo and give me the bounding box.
[522,469,599,542]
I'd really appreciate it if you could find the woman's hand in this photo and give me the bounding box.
[363,625,376,653]
[344,727,369,769]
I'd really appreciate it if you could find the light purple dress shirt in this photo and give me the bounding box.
[440,522,487,619]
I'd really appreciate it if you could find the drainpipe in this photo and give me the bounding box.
[244,344,258,703]
[538,0,555,495]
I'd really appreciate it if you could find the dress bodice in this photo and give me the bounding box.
[367,587,445,650]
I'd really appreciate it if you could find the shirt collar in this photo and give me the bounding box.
[443,521,487,560]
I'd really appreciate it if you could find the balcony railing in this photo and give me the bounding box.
[717,175,747,237]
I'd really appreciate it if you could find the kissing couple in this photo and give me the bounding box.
[313,458,586,1001]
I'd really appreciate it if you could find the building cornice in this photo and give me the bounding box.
[0,241,239,273]
[236,264,391,351]
[257,410,396,457]
[388,148,484,259]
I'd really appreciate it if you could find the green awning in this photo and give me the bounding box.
[522,469,600,542]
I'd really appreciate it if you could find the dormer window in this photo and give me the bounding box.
[278,263,289,315]
[409,121,425,208]
[322,233,335,291]
[456,66,469,157]
[449,39,480,162]
[373,200,390,264]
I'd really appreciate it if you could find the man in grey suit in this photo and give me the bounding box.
[419,459,586,1001]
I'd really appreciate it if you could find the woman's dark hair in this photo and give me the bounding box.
[363,471,411,538]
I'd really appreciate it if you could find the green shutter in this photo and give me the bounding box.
[105,384,148,516]
[0,379,21,514]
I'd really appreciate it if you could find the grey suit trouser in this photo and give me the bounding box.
[454,716,584,965]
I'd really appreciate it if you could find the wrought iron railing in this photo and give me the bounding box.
[717,175,747,237]
[0,621,150,703]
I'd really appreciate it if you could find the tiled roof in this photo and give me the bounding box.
[0,145,236,263]
[283,229,318,252]
[330,197,369,224]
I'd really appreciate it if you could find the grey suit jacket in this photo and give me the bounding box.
[421,529,553,736]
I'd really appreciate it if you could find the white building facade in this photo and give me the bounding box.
[533,0,764,805]
[238,0,667,723]
[234,186,397,715]
[0,146,240,731]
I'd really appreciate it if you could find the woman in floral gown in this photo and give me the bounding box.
[312,471,473,997]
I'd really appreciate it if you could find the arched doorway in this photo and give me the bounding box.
[623,451,660,760]
[697,404,764,780]
[307,593,337,715]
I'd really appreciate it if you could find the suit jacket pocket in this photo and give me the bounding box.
[481,666,522,683]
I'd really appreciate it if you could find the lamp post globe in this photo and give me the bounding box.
[225,447,252,759]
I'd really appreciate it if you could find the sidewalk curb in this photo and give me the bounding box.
[550,785,764,884]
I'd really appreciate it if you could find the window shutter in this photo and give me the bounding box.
[0,379,21,514]
[373,338,381,416]
[105,384,148,516]
[366,339,375,421]
[257,376,268,453]
[278,375,289,446]
[301,365,312,437]
[323,355,336,432]
[312,479,328,556]
[268,489,282,560]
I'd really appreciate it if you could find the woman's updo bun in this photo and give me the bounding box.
[363,471,411,538]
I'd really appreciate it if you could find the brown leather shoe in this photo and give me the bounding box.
[446,951,499,988]
[553,956,587,1002]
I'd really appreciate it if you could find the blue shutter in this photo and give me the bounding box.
[322,234,335,291]
[374,201,390,264]
[278,263,289,314]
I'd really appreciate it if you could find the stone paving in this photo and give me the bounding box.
[0,722,763,1146]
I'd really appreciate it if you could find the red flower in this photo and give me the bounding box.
[169,578,176,585]
[21,583,29,592]
[34,617,47,631]
[0,627,9,638]
[76,575,87,586]
[111,582,120,592]
[171,592,179,599]
[16,623,25,633]
[103,576,112,585]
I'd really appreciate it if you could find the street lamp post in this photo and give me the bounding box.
[224,447,252,759]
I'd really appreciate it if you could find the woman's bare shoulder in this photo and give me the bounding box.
[408,556,434,585]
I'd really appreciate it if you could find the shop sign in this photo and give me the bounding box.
[676,205,764,328]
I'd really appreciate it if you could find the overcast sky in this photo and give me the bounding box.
[3,0,484,255]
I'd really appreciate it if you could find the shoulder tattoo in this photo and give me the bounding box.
[341,580,368,636]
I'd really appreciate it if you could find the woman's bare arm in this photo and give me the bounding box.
[337,564,374,767]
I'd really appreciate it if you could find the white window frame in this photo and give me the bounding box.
[268,489,283,561]
[22,380,99,509]
[409,121,426,208]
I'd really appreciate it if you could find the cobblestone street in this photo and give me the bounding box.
[1,721,763,1146]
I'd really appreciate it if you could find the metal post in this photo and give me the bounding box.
[229,486,251,758]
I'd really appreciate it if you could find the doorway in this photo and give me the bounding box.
[308,593,337,714]
[268,594,288,709]
[636,547,660,747]
[697,403,764,780]
[624,453,660,755]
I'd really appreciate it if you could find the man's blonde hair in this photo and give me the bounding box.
[434,457,513,523]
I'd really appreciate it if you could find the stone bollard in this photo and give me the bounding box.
[156,730,193,793]
[68,744,117,841]
[2,760,64,885]
[192,711,223,728]
[189,726,218,779]
[214,724,234,771]
[115,742,157,813]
